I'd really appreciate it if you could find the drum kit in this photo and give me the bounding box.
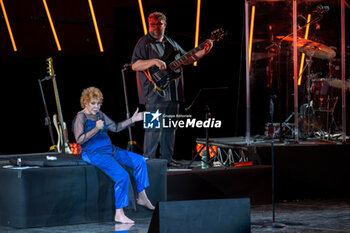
[277,35,343,139]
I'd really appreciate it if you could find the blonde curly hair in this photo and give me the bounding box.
[80,87,103,108]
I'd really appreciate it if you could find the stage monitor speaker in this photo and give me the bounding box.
[148,198,250,233]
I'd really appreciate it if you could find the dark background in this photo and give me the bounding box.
[0,0,245,158]
[0,0,348,159]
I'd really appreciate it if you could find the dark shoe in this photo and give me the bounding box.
[167,159,183,168]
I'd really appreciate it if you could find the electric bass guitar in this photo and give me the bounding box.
[46,57,72,154]
[146,28,226,92]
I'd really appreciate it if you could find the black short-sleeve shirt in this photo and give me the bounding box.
[132,33,186,105]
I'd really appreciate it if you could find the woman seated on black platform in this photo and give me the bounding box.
[73,87,154,224]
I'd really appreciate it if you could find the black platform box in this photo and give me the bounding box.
[0,154,167,228]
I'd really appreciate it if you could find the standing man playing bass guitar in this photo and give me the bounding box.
[131,11,213,166]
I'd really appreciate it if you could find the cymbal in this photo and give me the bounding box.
[326,79,350,91]
[276,36,336,60]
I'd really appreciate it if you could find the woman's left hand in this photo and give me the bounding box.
[131,108,143,123]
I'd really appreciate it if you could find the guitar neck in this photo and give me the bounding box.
[170,40,209,69]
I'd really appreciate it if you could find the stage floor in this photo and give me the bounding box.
[0,198,349,232]
[1,138,350,232]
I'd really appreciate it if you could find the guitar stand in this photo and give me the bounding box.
[38,58,71,154]
[38,73,68,153]
[185,87,229,169]
[121,64,143,153]
[38,78,57,152]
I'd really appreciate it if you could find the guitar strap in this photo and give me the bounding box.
[156,89,166,98]
[143,70,166,98]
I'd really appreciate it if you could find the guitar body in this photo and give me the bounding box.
[53,114,72,154]
[148,51,181,91]
[53,114,61,153]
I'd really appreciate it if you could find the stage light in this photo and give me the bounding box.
[137,0,147,35]
[196,143,217,158]
[43,0,61,51]
[248,5,255,71]
[0,0,17,51]
[194,0,201,66]
[88,0,104,52]
[298,14,311,86]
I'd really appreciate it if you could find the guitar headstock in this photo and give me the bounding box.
[210,28,226,42]
[46,57,55,77]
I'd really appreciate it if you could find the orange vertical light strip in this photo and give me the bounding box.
[137,0,147,35]
[0,0,17,51]
[298,14,311,86]
[248,6,255,71]
[43,0,61,51]
[193,0,201,67]
[88,0,104,52]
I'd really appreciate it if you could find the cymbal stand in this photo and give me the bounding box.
[329,97,339,136]
[326,59,339,138]
[306,56,313,136]
[325,59,335,138]
[275,54,310,140]
[325,60,333,139]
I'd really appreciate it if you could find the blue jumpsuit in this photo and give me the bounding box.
[80,118,149,209]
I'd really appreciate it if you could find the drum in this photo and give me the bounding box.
[264,122,294,138]
[310,78,337,111]
[265,123,280,137]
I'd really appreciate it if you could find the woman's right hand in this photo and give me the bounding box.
[95,120,104,130]
[131,107,143,123]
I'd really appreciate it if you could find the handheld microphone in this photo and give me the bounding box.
[97,111,103,134]
[313,4,330,14]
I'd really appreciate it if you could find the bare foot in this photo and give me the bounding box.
[115,208,135,224]
[137,190,155,210]
[137,198,155,210]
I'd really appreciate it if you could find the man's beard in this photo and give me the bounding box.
[150,30,164,40]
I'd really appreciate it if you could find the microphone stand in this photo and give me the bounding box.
[121,64,141,152]
[263,95,285,229]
